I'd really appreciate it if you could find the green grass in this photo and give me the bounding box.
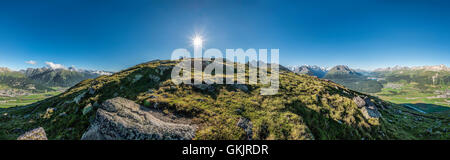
[0,91,62,108]
[375,82,449,113]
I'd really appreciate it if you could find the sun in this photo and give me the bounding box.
[192,36,203,47]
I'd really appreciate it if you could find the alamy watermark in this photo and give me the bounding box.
[170,43,279,95]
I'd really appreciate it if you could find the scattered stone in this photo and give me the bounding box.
[42,108,56,119]
[74,91,86,104]
[59,112,68,117]
[157,66,171,75]
[132,74,143,83]
[82,104,93,115]
[231,84,249,92]
[88,87,96,95]
[23,114,31,119]
[149,74,161,82]
[81,97,196,140]
[196,98,206,102]
[147,89,155,94]
[193,84,215,93]
[17,127,48,140]
[235,108,242,114]
[426,128,433,134]
[237,117,253,140]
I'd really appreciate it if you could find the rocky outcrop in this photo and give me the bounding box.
[74,91,86,104]
[88,87,96,95]
[237,117,253,140]
[148,74,161,82]
[42,108,55,119]
[353,96,381,119]
[81,97,196,140]
[157,66,171,75]
[231,84,249,92]
[132,74,143,83]
[82,104,93,115]
[353,96,366,108]
[193,84,216,93]
[17,127,48,140]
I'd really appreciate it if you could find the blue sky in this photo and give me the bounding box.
[0,0,449,71]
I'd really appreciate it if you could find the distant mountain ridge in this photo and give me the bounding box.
[0,68,53,93]
[20,67,113,87]
[325,65,362,77]
[0,66,114,92]
[374,64,449,72]
[372,65,450,86]
[322,65,383,93]
[288,65,328,78]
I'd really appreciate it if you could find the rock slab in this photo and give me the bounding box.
[353,96,382,119]
[81,97,196,140]
[17,127,48,140]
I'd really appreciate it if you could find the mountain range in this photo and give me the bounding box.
[323,65,383,93]
[0,66,113,92]
[21,67,112,88]
[374,64,449,72]
[288,65,328,78]
[289,64,449,93]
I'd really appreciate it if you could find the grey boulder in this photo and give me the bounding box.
[81,97,196,140]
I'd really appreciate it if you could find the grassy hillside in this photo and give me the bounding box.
[0,60,448,140]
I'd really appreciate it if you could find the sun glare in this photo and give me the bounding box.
[192,36,203,47]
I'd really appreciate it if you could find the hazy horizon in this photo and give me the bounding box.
[1,0,449,71]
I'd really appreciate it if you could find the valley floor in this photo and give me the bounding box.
[374,83,449,113]
[0,91,63,108]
